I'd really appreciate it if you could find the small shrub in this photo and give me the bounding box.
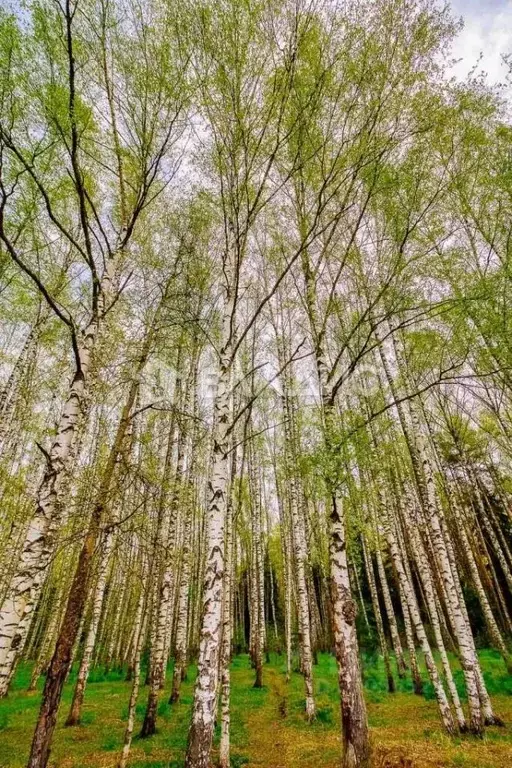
[101,733,118,751]
[315,705,333,724]
[157,700,171,720]
[230,755,250,768]
[421,682,436,701]
[80,710,96,725]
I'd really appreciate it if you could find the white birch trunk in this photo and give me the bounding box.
[118,568,147,768]
[381,505,455,734]
[402,504,466,730]
[0,253,118,694]
[449,479,511,670]
[219,448,235,768]
[371,495,407,678]
[280,362,315,716]
[362,537,395,693]
[410,409,484,733]
[471,469,512,594]
[185,284,233,767]
[171,482,194,702]
[248,441,265,688]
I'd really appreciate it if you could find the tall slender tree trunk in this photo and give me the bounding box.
[66,528,115,725]
[351,562,370,631]
[26,319,152,768]
[401,499,466,730]
[411,412,483,734]
[399,581,423,695]
[329,487,371,768]
[0,324,97,697]
[118,564,147,768]
[170,415,197,703]
[362,537,395,693]
[373,529,407,678]
[279,353,315,717]
[296,185,369,761]
[377,339,485,735]
[275,472,293,682]
[381,504,455,734]
[185,265,233,768]
[0,316,40,452]
[471,469,512,595]
[219,444,236,768]
[448,478,512,671]
[248,440,264,689]
[0,248,120,699]
[141,370,187,735]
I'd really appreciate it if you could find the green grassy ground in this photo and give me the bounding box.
[0,650,511,767]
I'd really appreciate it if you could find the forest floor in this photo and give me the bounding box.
[0,651,511,768]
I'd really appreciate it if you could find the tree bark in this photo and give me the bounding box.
[66,528,115,725]
[185,295,232,768]
[26,322,151,768]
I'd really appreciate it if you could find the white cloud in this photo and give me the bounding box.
[450,0,512,82]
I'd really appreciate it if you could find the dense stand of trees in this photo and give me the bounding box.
[0,1,511,767]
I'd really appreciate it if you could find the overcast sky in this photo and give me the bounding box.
[450,0,511,82]
[0,0,509,84]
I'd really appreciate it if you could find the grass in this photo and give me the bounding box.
[0,651,511,767]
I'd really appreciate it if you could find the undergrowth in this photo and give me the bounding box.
[0,651,510,768]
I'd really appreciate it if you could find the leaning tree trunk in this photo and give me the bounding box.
[378,340,484,735]
[0,317,40,452]
[362,537,395,693]
[0,322,97,697]
[141,392,187,737]
[118,563,147,768]
[401,497,466,730]
[25,321,152,768]
[448,477,512,672]
[373,527,407,678]
[398,580,423,695]
[471,468,512,595]
[28,589,65,693]
[382,503,456,734]
[439,500,502,727]
[66,528,115,725]
[411,412,483,734]
[0,249,120,698]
